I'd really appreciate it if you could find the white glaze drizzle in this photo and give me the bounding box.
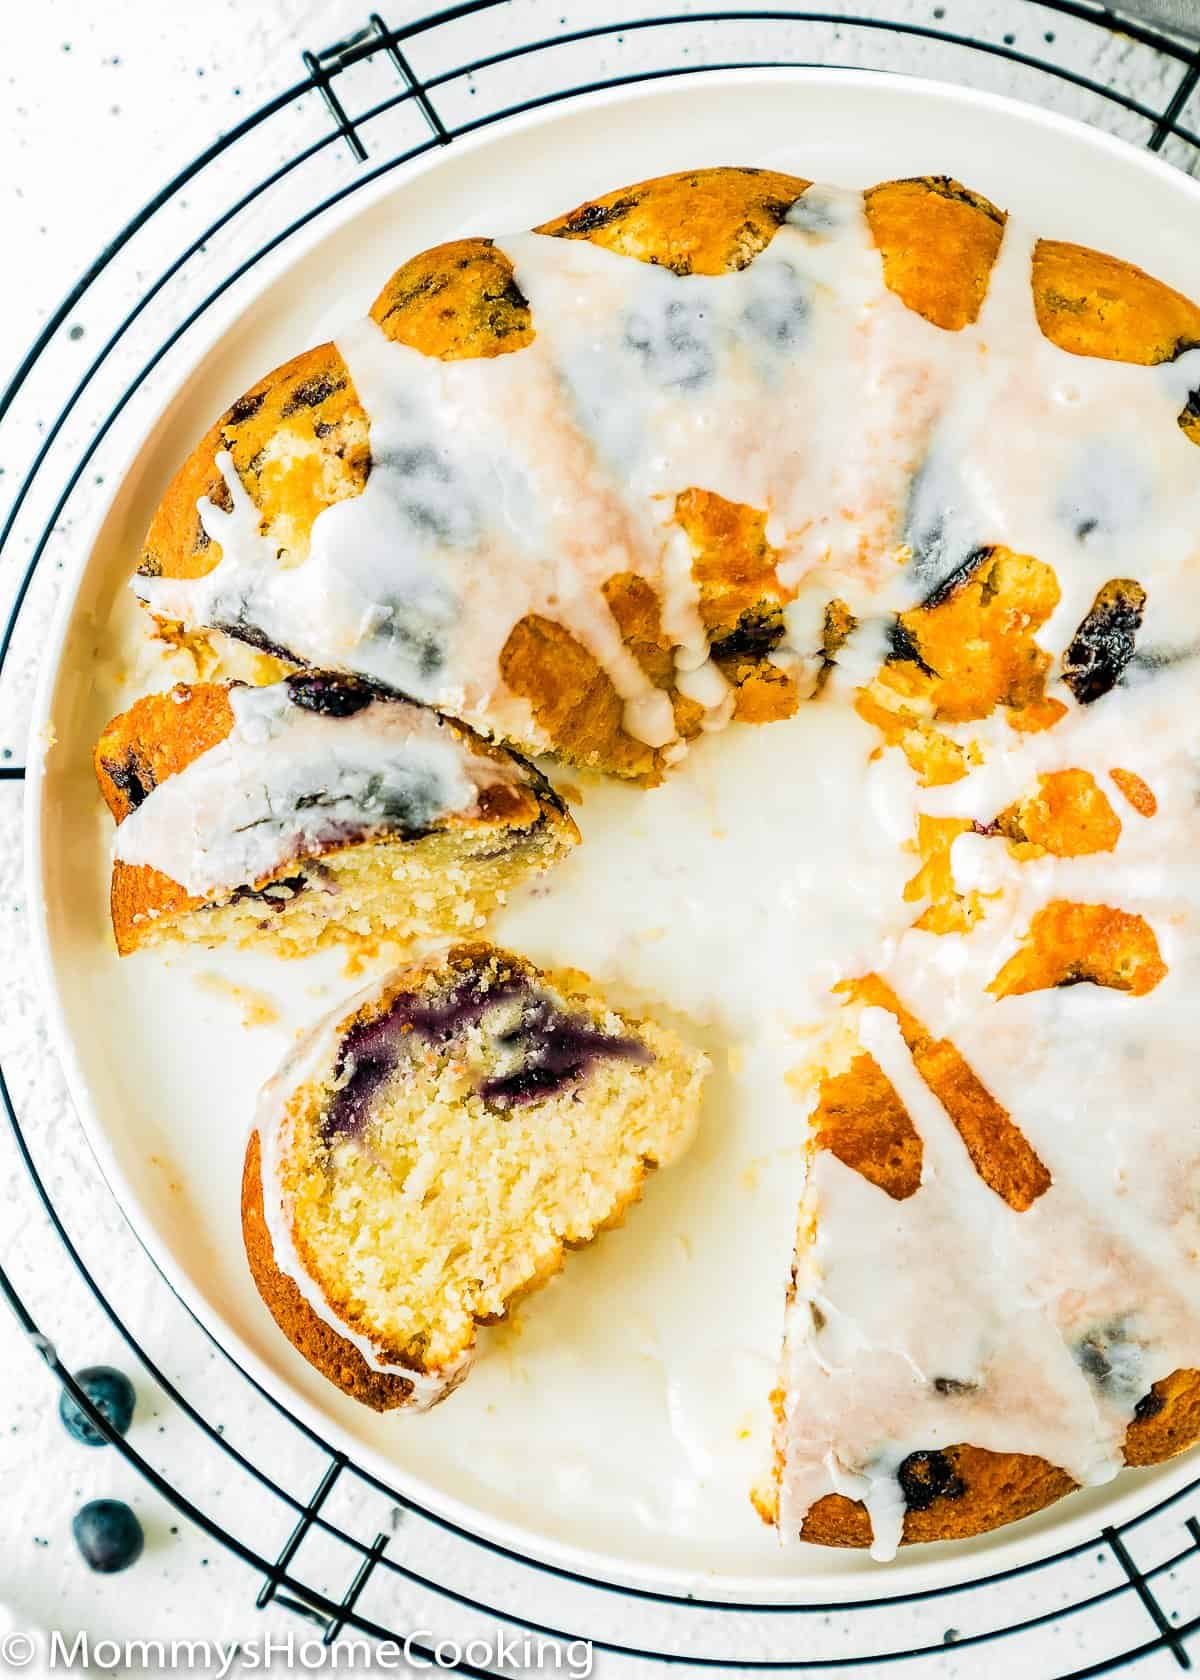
[130,179,1200,1552]
[113,681,527,898]
[132,188,1200,732]
[131,186,947,752]
[254,987,469,1406]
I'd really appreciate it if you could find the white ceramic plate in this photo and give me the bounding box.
[26,68,1200,1601]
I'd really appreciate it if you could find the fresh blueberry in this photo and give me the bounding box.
[59,1366,136,1447]
[71,1500,144,1574]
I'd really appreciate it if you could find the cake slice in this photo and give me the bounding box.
[242,943,708,1408]
[94,673,576,957]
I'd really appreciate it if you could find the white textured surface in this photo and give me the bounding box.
[4,1,1200,1673]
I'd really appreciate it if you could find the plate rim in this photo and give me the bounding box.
[22,61,1200,1607]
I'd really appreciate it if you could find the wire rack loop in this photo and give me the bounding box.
[4,4,1200,1672]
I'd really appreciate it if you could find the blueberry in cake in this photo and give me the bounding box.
[242,943,707,1408]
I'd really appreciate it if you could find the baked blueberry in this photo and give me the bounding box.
[1134,1388,1166,1422]
[1073,1321,1143,1402]
[59,1367,136,1447]
[897,1449,966,1512]
[476,994,652,1110]
[1062,579,1146,704]
[228,874,308,913]
[71,1500,144,1573]
[321,969,652,1140]
[284,671,376,717]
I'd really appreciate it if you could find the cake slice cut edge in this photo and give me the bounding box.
[243,942,709,1409]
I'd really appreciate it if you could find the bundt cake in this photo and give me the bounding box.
[94,672,575,956]
[102,164,1200,1557]
[242,943,707,1407]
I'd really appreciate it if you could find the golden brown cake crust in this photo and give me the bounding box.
[1124,1368,1200,1465]
[799,1445,1076,1548]
[534,165,809,275]
[793,971,1200,1546]
[94,683,237,820]
[863,175,1006,331]
[795,1378,1200,1547]
[139,343,368,589]
[241,1130,417,1411]
[96,683,238,955]
[1032,239,1200,364]
[370,236,534,360]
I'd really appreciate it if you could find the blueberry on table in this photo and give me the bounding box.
[59,1366,136,1446]
[71,1500,144,1574]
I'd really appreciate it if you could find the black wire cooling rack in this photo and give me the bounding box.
[5,3,1200,1673]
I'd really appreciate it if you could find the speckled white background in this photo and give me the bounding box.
[4,3,1200,1675]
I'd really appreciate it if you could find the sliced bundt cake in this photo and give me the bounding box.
[243,943,707,1407]
[95,673,576,956]
[104,161,1200,1552]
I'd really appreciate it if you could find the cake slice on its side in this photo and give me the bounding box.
[242,943,708,1408]
[94,673,577,957]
